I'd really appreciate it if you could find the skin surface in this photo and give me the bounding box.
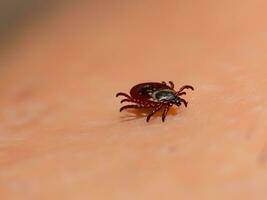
[1,1,267,199]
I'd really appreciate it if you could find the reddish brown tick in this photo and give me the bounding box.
[116,81,194,122]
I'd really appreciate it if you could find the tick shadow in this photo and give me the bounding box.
[119,107,179,122]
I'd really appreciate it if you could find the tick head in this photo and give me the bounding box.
[172,97,182,106]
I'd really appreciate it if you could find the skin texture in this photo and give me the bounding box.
[1,0,267,199]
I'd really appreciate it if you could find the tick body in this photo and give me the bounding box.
[116,81,194,122]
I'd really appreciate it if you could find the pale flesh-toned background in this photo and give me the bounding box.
[1,0,267,199]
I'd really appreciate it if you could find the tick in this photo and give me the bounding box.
[116,81,194,122]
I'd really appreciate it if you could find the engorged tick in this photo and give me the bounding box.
[116,81,194,122]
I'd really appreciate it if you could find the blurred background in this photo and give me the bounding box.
[0,0,56,48]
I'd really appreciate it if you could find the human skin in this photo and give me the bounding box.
[1,0,267,199]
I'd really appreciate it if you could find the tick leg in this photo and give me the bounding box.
[146,104,163,122]
[177,91,186,96]
[162,105,171,122]
[120,98,135,103]
[180,98,188,107]
[121,99,131,103]
[116,92,131,99]
[168,81,175,89]
[120,105,140,112]
[177,85,194,93]
[161,81,167,85]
